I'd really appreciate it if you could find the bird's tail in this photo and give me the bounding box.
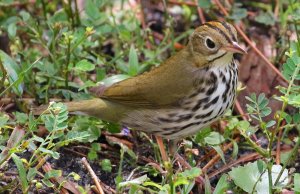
[32,98,126,123]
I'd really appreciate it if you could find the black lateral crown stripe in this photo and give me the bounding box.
[204,23,231,43]
[219,21,237,42]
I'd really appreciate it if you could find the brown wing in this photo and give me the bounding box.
[101,48,198,108]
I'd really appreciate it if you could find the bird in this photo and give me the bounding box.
[34,21,246,140]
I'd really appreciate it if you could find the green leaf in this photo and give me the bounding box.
[91,143,101,151]
[121,144,137,160]
[245,96,255,103]
[255,11,275,26]
[100,74,131,87]
[213,174,228,194]
[128,44,139,76]
[288,94,300,107]
[258,98,269,109]
[181,182,195,194]
[257,160,265,173]
[0,114,9,128]
[257,93,265,105]
[293,113,300,123]
[96,68,106,81]
[173,176,189,188]
[8,23,17,38]
[78,80,96,91]
[74,59,95,72]
[66,130,92,143]
[85,0,102,20]
[212,145,225,164]
[11,154,28,192]
[19,11,30,21]
[280,150,293,165]
[194,127,212,144]
[228,161,262,193]
[197,0,211,8]
[38,147,60,159]
[260,107,272,117]
[44,169,62,179]
[88,150,98,160]
[118,175,148,187]
[27,168,37,182]
[237,120,250,131]
[255,165,288,193]
[228,3,247,21]
[104,122,121,133]
[180,167,202,179]
[14,112,28,124]
[294,173,300,193]
[231,140,239,159]
[42,179,54,187]
[101,159,112,172]
[0,50,23,96]
[204,174,211,194]
[49,9,68,23]
[266,120,276,128]
[250,93,257,101]
[128,185,139,194]
[204,132,225,145]
[143,181,163,190]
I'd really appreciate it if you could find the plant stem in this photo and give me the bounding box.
[274,136,300,185]
[0,59,7,93]
[242,133,268,157]
[65,38,71,88]
[67,0,75,28]
[267,162,273,194]
[74,0,81,26]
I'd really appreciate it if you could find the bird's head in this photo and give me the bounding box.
[189,21,246,67]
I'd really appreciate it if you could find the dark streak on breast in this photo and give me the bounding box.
[192,97,210,111]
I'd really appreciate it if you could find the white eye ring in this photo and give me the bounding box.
[205,37,216,50]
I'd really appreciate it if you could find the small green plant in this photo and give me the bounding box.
[0,102,92,192]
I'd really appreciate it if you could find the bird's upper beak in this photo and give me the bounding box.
[223,41,247,54]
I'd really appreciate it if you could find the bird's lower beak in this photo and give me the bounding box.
[223,41,247,54]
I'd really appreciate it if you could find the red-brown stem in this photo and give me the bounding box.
[194,0,206,23]
[155,136,168,162]
[202,136,240,172]
[276,121,285,165]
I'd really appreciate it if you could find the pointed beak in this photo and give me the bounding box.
[223,41,247,54]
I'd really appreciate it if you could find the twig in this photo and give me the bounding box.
[81,157,105,194]
[235,100,249,120]
[155,136,168,162]
[208,152,260,178]
[202,136,240,173]
[274,0,280,18]
[194,0,206,23]
[138,0,152,49]
[168,0,197,7]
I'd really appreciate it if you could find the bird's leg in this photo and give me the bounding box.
[155,136,169,162]
[168,139,179,157]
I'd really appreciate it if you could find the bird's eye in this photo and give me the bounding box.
[205,37,216,49]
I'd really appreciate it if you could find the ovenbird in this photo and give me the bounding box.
[34,21,246,140]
